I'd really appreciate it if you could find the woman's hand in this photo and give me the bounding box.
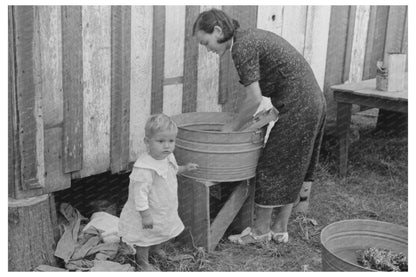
[224,82,263,131]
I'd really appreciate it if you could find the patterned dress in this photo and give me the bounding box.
[231,28,327,206]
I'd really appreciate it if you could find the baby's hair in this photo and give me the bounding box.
[145,113,178,138]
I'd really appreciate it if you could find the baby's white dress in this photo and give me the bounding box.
[119,153,184,247]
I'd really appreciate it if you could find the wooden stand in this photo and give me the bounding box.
[177,175,254,252]
[8,194,57,271]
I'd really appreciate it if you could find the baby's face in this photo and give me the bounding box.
[146,130,177,160]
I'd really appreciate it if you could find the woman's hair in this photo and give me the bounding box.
[192,8,240,43]
[145,113,178,138]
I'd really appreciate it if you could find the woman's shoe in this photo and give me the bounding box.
[228,227,272,245]
[271,231,289,243]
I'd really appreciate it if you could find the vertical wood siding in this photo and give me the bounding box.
[257,6,284,35]
[62,6,83,174]
[281,6,308,53]
[163,5,185,116]
[362,6,389,80]
[182,5,200,113]
[343,6,357,84]
[302,6,331,90]
[9,5,408,188]
[348,5,370,83]
[14,6,45,190]
[151,6,165,114]
[219,6,258,113]
[110,6,131,173]
[383,6,407,62]
[37,6,70,192]
[323,6,355,126]
[79,6,111,178]
[9,6,20,198]
[197,5,222,113]
[129,6,153,161]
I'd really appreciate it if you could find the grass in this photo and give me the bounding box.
[148,111,408,271]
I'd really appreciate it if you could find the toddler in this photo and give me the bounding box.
[118,114,198,271]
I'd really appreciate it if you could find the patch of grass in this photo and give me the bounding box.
[148,113,408,271]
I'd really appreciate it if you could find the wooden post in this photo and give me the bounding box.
[8,195,57,271]
[230,179,255,234]
[336,102,352,177]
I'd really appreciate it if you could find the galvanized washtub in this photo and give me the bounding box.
[172,112,265,182]
[320,219,408,271]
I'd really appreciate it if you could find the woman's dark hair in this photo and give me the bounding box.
[192,8,240,43]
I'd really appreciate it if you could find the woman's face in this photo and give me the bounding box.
[195,27,228,56]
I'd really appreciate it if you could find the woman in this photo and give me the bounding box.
[193,8,326,245]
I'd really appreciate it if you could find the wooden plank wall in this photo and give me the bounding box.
[182,5,200,113]
[129,6,153,161]
[9,5,408,194]
[14,6,45,191]
[219,6,258,113]
[196,5,222,113]
[38,6,71,193]
[163,6,186,116]
[110,6,131,173]
[62,6,83,174]
[79,6,112,178]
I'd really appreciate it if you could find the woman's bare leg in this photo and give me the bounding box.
[270,203,293,233]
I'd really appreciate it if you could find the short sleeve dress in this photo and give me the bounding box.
[231,28,327,207]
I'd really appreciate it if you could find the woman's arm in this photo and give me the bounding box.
[222,81,263,131]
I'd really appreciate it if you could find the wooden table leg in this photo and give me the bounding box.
[209,181,251,251]
[191,181,211,249]
[336,102,352,177]
[177,176,210,249]
[230,179,254,234]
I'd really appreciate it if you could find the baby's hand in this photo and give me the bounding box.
[185,163,199,172]
[141,213,153,229]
